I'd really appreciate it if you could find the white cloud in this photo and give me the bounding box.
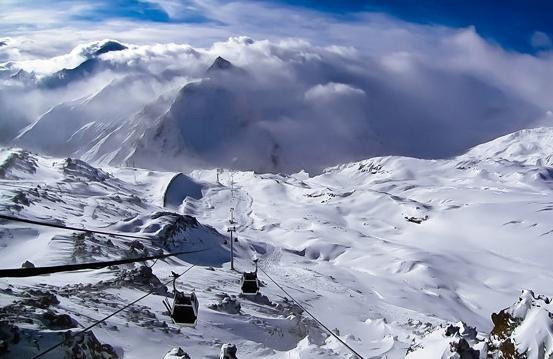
[305,82,365,101]
[1,1,553,170]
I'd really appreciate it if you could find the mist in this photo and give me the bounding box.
[0,30,551,172]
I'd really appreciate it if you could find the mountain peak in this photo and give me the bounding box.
[92,40,127,57]
[207,56,233,73]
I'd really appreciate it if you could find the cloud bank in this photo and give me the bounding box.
[1,1,552,172]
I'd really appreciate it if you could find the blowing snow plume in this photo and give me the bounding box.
[1,36,549,172]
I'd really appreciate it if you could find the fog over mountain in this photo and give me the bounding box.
[4,2,553,358]
[1,32,552,172]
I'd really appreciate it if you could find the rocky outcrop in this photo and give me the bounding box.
[63,330,118,358]
[407,290,553,359]
[220,343,238,359]
[487,290,553,358]
[62,158,110,182]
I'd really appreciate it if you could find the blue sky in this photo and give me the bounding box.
[72,0,215,24]
[2,0,552,57]
[58,0,553,54]
[282,0,553,53]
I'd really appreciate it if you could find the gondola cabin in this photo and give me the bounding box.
[240,271,260,295]
[163,274,199,327]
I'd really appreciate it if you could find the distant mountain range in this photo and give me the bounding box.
[2,39,545,173]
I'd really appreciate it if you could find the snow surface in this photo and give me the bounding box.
[2,127,553,358]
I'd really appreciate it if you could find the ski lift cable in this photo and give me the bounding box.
[146,257,160,268]
[32,264,196,359]
[0,213,155,240]
[0,248,207,278]
[0,214,213,277]
[258,267,366,359]
[0,181,137,198]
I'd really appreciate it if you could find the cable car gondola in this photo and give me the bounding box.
[240,259,260,295]
[163,272,199,327]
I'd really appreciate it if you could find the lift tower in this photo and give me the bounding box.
[227,207,236,270]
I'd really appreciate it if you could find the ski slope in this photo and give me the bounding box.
[1,127,553,358]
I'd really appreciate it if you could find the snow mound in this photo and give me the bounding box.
[163,173,204,209]
[164,347,191,359]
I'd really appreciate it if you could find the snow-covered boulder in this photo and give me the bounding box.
[163,347,191,359]
[220,343,238,359]
[406,322,484,359]
[208,294,241,314]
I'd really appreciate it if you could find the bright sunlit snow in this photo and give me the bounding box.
[1,127,553,357]
[3,2,553,358]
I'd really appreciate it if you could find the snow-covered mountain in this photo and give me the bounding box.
[3,38,544,174]
[14,75,167,159]
[16,40,128,89]
[2,126,553,358]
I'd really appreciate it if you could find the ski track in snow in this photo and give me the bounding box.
[2,128,553,357]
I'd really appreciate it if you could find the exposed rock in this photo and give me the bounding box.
[112,266,167,295]
[62,158,110,182]
[63,330,118,359]
[129,240,145,251]
[21,260,35,268]
[208,294,241,314]
[408,290,553,358]
[40,310,77,330]
[0,150,37,179]
[239,292,275,307]
[406,321,484,358]
[405,215,429,224]
[486,289,552,358]
[0,322,20,354]
[22,290,59,309]
[220,343,238,359]
[208,56,233,73]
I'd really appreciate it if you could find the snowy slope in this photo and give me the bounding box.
[463,127,553,166]
[1,127,553,358]
[14,75,177,160]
